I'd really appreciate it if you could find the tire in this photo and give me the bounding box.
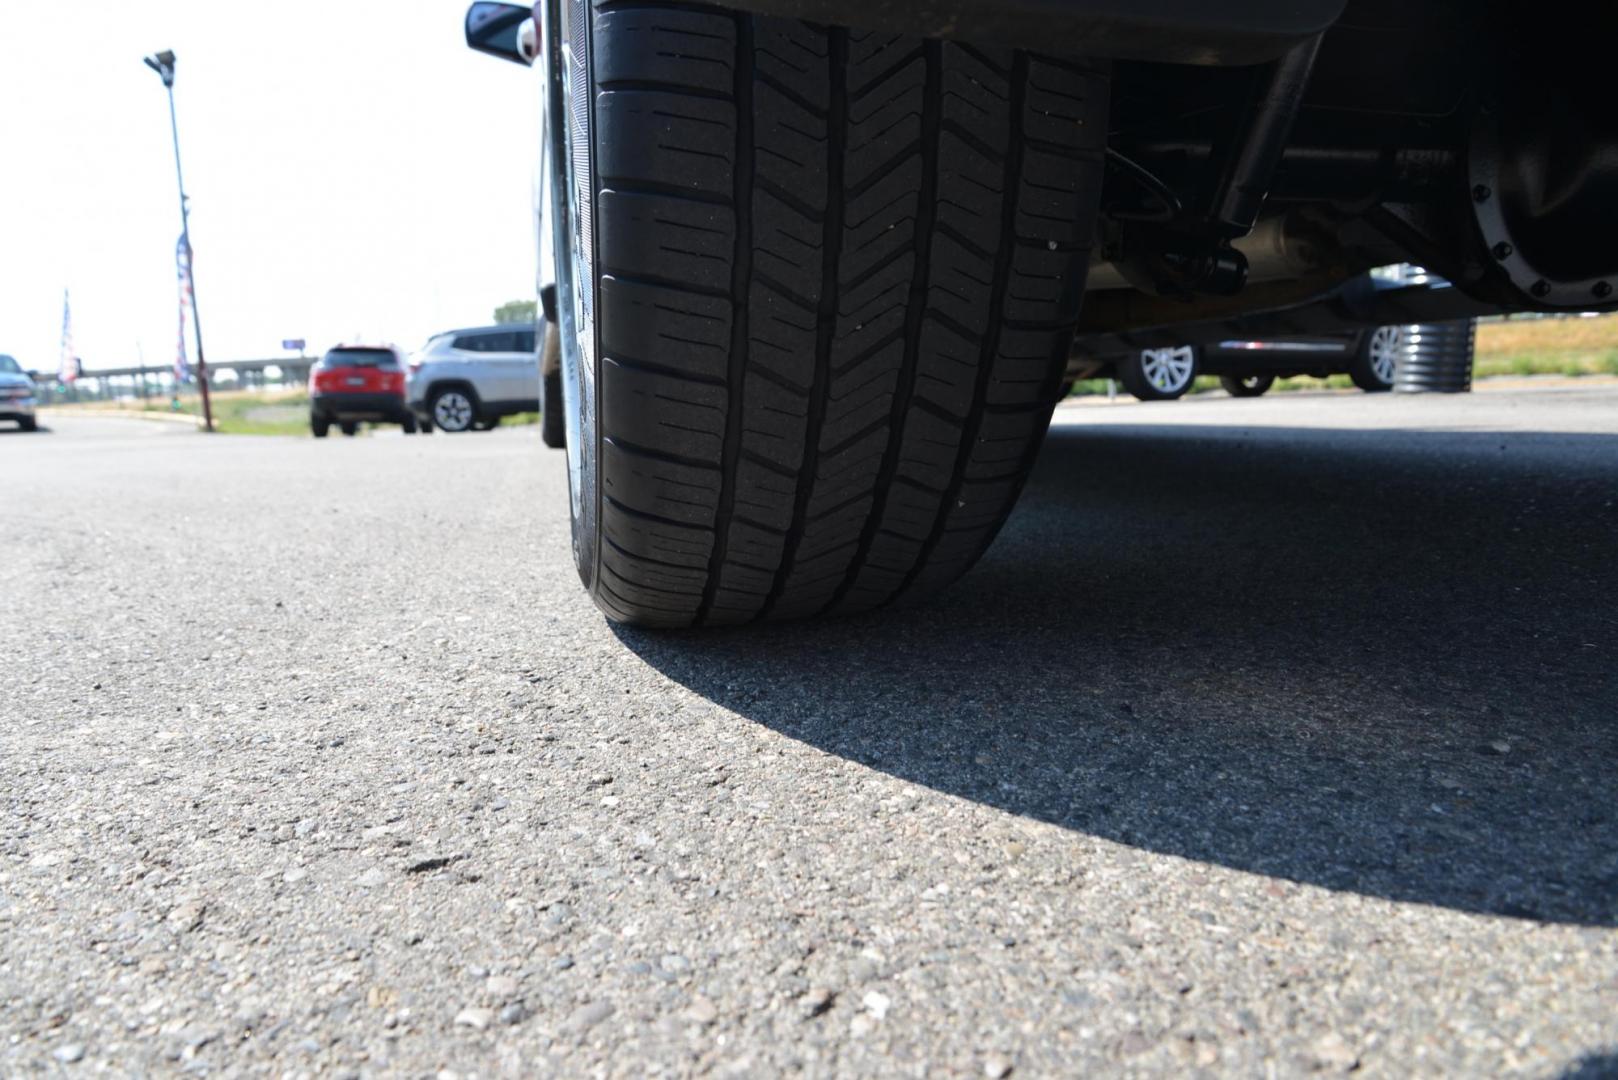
[1056,380,1074,401]
[1350,325,1400,392]
[18,416,37,432]
[402,414,418,434]
[548,5,1107,627]
[311,413,330,438]
[340,421,359,437]
[1119,345,1199,401]
[1220,373,1275,397]
[430,387,477,432]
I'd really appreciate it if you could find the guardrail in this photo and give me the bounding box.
[28,358,313,406]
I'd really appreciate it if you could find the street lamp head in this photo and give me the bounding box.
[142,50,176,87]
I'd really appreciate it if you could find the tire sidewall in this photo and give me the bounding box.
[545,0,601,590]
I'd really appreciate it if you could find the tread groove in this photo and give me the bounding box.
[755,175,827,224]
[605,353,728,388]
[599,268,732,301]
[605,492,714,533]
[761,26,845,621]
[694,13,754,626]
[598,78,734,101]
[604,435,719,472]
[599,176,734,207]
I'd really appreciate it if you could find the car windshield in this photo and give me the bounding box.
[0,355,22,375]
[323,349,395,368]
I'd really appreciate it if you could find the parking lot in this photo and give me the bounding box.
[3,388,1616,1075]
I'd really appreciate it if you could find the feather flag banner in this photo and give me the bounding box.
[58,290,79,384]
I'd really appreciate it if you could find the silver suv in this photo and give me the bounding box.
[0,355,38,432]
[408,324,540,433]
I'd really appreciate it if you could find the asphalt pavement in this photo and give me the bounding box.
[3,388,1616,1077]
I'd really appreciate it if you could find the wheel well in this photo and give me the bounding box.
[426,379,481,408]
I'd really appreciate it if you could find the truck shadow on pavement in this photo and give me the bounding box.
[615,420,1618,926]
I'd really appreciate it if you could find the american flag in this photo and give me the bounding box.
[175,235,193,383]
[58,289,79,384]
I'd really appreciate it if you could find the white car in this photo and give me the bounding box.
[407,324,541,433]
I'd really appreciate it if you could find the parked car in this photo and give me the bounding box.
[407,324,540,433]
[466,1,1618,627]
[307,346,417,438]
[0,355,38,431]
[1083,324,1408,401]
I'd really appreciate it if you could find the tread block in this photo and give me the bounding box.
[1003,244,1087,324]
[602,499,713,570]
[749,227,822,338]
[752,81,829,204]
[594,8,737,94]
[599,276,733,383]
[596,90,736,197]
[737,375,810,470]
[1023,60,1108,148]
[986,327,1065,405]
[1014,148,1102,243]
[911,318,980,416]
[598,560,703,615]
[602,357,729,460]
[753,21,830,111]
[599,189,735,292]
[601,438,719,525]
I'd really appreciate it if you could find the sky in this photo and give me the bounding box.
[0,1,541,374]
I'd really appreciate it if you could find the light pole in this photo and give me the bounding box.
[143,49,214,432]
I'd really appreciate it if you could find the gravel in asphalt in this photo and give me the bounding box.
[2,389,1616,1077]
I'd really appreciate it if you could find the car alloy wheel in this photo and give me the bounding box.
[1367,325,1401,385]
[1141,345,1197,395]
[432,390,475,432]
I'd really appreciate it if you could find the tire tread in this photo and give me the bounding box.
[586,2,1106,625]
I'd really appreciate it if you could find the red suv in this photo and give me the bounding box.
[308,346,418,437]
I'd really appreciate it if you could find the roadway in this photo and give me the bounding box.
[2,387,1615,1075]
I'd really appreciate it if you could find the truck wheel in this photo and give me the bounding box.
[1220,373,1275,397]
[311,413,330,438]
[340,421,359,437]
[1350,325,1400,392]
[1119,346,1199,401]
[545,5,1107,626]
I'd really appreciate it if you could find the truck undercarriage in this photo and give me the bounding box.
[730,0,1618,340]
